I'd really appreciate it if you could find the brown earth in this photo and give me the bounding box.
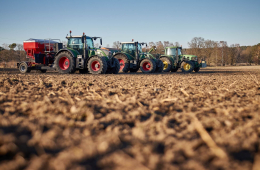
[0,66,260,170]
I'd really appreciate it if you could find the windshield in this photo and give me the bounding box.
[68,38,83,50]
[122,43,142,54]
[166,48,176,55]
[178,48,182,55]
[87,38,94,49]
[138,44,142,53]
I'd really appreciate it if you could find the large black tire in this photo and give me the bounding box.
[160,57,172,72]
[18,62,31,74]
[181,60,195,73]
[114,54,129,73]
[140,59,156,73]
[87,56,107,74]
[155,60,164,73]
[106,57,120,74]
[171,67,178,72]
[54,52,76,74]
[194,67,200,72]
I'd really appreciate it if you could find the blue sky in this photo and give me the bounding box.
[0,0,259,48]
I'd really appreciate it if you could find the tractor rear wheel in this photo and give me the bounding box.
[88,56,107,74]
[181,61,195,73]
[171,67,178,72]
[140,59,156,73]
[18,62,31,74]
[155,60,164,73]
[114,54,129,73]
[160,57,172,72]
[55,52,76,74]
[106,57,120,74]
[194,67,200,72]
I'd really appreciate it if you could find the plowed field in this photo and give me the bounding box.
[1,66,260,170]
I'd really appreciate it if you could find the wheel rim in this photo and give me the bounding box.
[59,57,70,70]
[91,60,101,71]
[142,62,151,71]
[163,61,168,70]
[183,63,191,71]
[20,65,26,72]
[118,59,125,71]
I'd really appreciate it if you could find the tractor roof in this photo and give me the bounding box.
[165,46,181,49]
[121,42,135,44]
[66,36,92,39]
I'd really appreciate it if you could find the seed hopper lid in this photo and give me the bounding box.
[24,38,58,43]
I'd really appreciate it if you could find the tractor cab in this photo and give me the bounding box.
[66,31,103,58]
[165,46,182,57]
[121,42,142,58]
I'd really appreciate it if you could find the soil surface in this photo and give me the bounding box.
[1,66,260,170]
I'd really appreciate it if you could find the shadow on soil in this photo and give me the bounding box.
[0,68,248,75]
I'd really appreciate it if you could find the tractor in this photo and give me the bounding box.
[113,42,163,73]
[17,31,120,74]
[160,46,204,73]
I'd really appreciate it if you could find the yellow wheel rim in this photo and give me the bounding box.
[183,63,191,71]
[163,61,168,70]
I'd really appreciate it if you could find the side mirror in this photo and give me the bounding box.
[100,39,102,45]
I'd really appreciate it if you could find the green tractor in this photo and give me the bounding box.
[55,31,120,74]
[160,46,203,73]
[113,42,163,73]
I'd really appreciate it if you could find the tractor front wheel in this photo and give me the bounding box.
[55,52,76,74]
[88,56,107,74]
[155,60,164,73]
[106,57,120,74]
[114,54,129,73]
[160,57,172,72]
[18,62,31,74]
[181,61,195,73]
[140,59,156,73]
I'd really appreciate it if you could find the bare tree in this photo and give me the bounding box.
[163,41,170,48]
[203,40,216,64]
[156,41,164,54]
[62,40,67,47]
[16,44,26,62]
[174,42,180,47]
[112,41,121,49]
[188,37,205,58]
[2,43,9,50]
[95,43,100,48]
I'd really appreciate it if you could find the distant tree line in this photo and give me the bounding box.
[1,38,259,67]
[0,43,27,65]
[112,38,260,66]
